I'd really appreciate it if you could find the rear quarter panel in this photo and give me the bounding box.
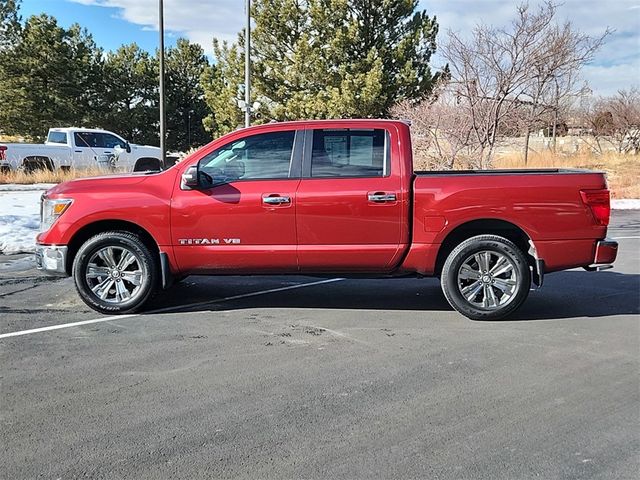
[2,144,71,170]
[405,171,608,274]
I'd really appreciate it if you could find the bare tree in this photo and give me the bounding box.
[573,88,640,155]
[392,80,477,169]
[577,95,612,154]
[547,76,590,153]
[605,88,640,154]
[439,1,608,167]
[520,5,608,163]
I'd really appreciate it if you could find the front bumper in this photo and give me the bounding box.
[584,238,618,271]
[35,244,68,276]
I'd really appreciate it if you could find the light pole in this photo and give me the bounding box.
[244,0,251,127]
[159,0,166,165]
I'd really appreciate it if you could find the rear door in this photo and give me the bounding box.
[296,127,404,271]
[171,128,303,273]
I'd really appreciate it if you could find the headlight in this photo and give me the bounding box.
[40,197,73,232]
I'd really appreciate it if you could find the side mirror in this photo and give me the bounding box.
[125,142,132,153]
[181,165,200,189]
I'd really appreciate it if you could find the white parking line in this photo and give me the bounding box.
[612,236,640,240]
[0,278,344,340]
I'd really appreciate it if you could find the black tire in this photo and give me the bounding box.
[440,235,531,320]
[72,231,159,314]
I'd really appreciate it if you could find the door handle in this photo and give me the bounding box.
[368,193,397,202]
[263,195,291,205]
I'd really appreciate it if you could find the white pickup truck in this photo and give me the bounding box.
[0,127,163,173]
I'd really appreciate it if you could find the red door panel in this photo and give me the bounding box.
[296,178,403,271]
[171,180,300,273]
[296,128,404,272]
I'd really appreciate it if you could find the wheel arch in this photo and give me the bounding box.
[22,156,54,171]
[434,218,536,277]
[65,219,159,275]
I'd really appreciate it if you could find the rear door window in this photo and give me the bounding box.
[47,131,67,144]
[310,129,388,178]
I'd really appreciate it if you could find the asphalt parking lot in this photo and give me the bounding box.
[1,211,638,479]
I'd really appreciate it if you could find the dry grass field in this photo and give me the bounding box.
[494,151,639,199]
[0,167,119,185]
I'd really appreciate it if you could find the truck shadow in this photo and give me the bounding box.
[509,270,640,321]
[147,270,639,321]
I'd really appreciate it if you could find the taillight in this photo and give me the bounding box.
[580,189,610,226]
[0,145,6,161]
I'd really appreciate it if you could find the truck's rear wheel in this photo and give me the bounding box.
[23,156,53,173]
[72,231,158,314]
[440,235,530,320]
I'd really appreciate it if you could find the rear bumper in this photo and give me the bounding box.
[584,238,618,271]
[35,244,68,276]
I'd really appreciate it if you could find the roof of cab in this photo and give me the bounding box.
[49,127,113,134]
[241,118,408,128]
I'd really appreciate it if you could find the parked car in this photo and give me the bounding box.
[35,119,618,319]
[0,127,162,173]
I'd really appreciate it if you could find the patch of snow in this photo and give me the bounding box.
[0,190,42,254]
[611,199,640,210]
[0,183,55,192]
[0,254,36,272]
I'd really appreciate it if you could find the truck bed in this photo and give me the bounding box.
[411,168,609,273]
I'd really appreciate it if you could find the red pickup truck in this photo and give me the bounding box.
[36,119,618,320]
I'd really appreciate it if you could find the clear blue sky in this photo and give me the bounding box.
[18,0,640,96]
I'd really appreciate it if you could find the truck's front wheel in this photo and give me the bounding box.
[440,235,530,320]
[72,231,159,314]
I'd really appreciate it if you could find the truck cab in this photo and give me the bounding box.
[45,128,162,172]
[175,121,410,273]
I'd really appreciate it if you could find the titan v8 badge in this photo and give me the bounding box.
[178,238,241,245]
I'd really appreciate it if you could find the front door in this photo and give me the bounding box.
[171,129,302,273]
[296,127,404,272]
[72,131,126,169]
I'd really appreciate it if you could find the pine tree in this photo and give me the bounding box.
[203,0,441,135]
[0,0,21,50]
[0,14,102,139]
[165,38,210,151]
[95,43,159,145]
[201,39,245,136]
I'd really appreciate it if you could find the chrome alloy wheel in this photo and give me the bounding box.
[457,250,519,309]
[85,246,145,304]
